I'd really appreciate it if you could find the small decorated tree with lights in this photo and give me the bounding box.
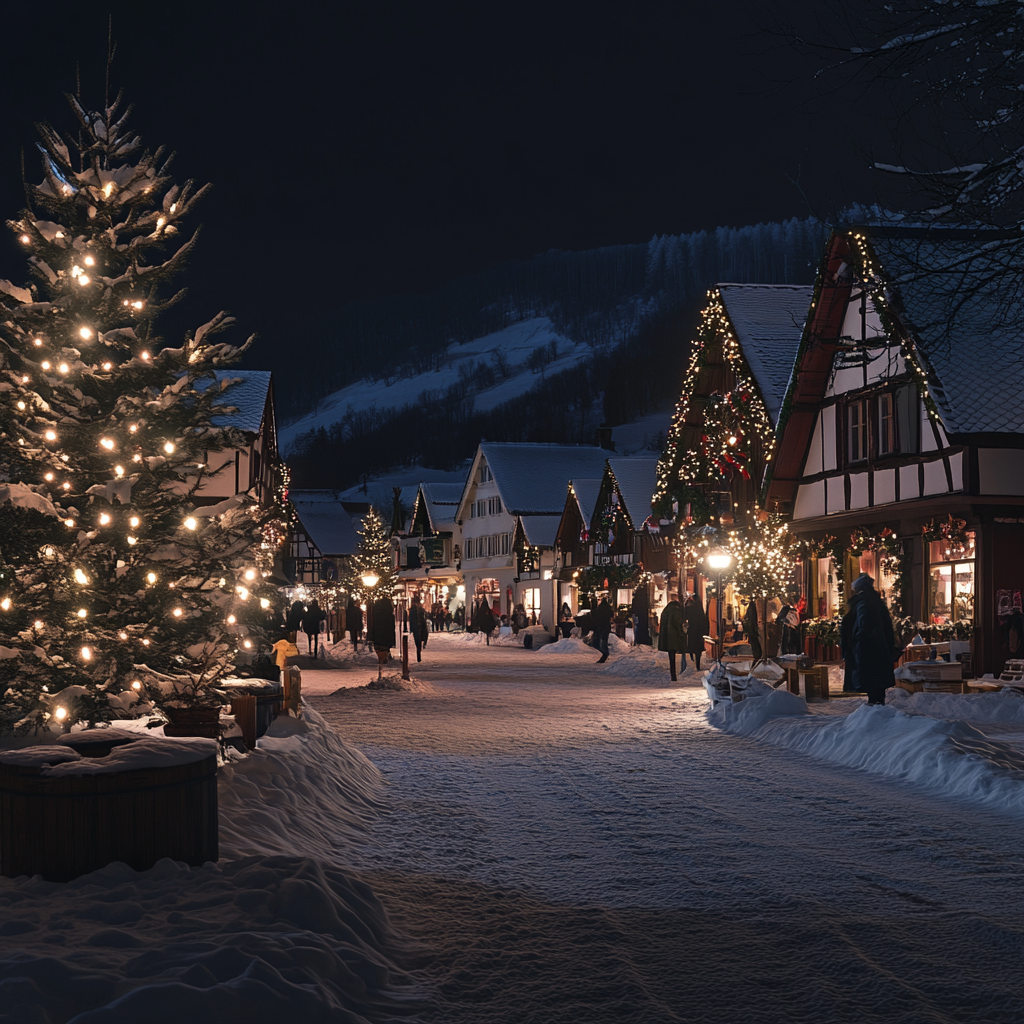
[345,507,398,603]
[730,513,799,661]
[0,91,280,733]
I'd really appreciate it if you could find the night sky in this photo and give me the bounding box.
[0,4,884,386]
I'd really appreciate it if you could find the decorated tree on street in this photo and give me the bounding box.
[729,513,799,660]
[0,91,282,733]
[345,507,398,603]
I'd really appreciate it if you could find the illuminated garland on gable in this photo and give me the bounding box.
[653,290,777,522]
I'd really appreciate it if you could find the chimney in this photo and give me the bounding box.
[596,424,615,451]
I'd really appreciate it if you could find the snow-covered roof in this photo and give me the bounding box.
[210,370,272,434]
[518,514,563,548]
[606,457,659,530]
[718,284,812,426]
[289,490,362,556]
[569,478,603,524]
[463,443,611,518]
[866,230,1024,437]
[416,481,464,532]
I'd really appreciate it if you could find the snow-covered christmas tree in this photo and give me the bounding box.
[0,90,282,733]
[346,507,398,603]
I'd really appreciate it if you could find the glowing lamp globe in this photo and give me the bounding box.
[706,548,734,572]
[361,572,380,589]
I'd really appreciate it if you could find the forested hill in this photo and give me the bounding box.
[282,217,827,489]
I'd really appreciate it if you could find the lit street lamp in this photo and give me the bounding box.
[361,571,382,679]
[705,547,734,665]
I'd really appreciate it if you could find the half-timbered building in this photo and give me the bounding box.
[765,225,1024,675]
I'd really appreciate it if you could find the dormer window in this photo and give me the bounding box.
[479,464,492,483]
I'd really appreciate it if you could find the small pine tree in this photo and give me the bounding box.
[0,90,280,733]
[346,507,398,603]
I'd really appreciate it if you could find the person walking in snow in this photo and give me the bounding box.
[409,594,429,662]
[301,599,326,658]
[346,597,364,651]
[683,594,709,670]
[592,596,613,663]
[841,573,899,705]
[286,600,305,642]
[658,596,685,681]
[631,588,651,646]
[474,600,496,644]
[742,600,762,661]
[371,594,396,669]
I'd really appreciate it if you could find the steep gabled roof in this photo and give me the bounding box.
[416,481,464,532]
[606,457,659,530]
[289,489,362,556]
[569,478,603,524]
[517,514,563,548]
[457,443,611,519]
[210,370,273,434]
[866,230,1024,437]
[718,284,812,426]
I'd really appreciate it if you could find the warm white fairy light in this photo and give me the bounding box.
[84,255,95,267]
[0,598,10,612]
[100,438,115,450]
[183,517,197,530]
[227,614,236,624]
[142,639,150,646]
[77,608,87,618]
[99,513,111,525]
[44,472,54,481]
[81,646,92,660]
[41,361,51,371]
[34,620,43,630]
[132,300,144,310]
[172,607,183,617]
[78,275,90,287]
[131,680,141,691]
[133,454,143,463]
[74,568,88,584]
[102,362,112,371]
[243,639,253,649]
[62,481,71,491]
[146,572,157,584]
[119,631,128,640]
[20,234,30,244]
[127,536,137,545]
[141,351,150,361]
[260,598,270,609]
[114,465,125,477]
[59,363,69,373]
[129,424,137,433]
[236,586,249,601]
[16,401,25,410]
[33,337,42,347]
[79,327,92,341]
[244,569,256,581]
[64,518,74,528]
[163,441,175,454]
[45,430,56,441]
[54,707,67,722]
[129,516,140,528]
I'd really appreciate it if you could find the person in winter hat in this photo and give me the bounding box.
[658,596,686,681]
[409,594,429,662]
[841,573,899,705]
[591,596,614,663]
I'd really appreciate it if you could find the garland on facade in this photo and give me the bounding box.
[652,291,775,523]
[575,563,652,595]
[922,514,970,556]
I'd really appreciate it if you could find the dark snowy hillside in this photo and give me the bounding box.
[282,218,826,489]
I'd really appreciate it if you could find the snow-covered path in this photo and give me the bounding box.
[309,635,1024,1023]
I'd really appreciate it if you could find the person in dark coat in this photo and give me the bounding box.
[371,595,396,671]
[558,603,574,639]
[631,588,651,646]
[658,597,686,681]
[683,595,709,670]
[301,599,326,657]
[742,601,762,661]
[346,597,364,650]
[591,596,614,663]
[474,600,496,645]
[778,600,803,655]
[286,600,305,641]
[409,595,429,662]
[842,573,899,705]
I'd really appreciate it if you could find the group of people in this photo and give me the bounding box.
[656,593,709,681]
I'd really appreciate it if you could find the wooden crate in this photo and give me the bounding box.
[0,751,218,882]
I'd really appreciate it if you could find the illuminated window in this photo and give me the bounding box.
[928,533,976,624]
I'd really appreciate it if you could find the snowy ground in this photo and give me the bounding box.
[307,633,1023,1023]
[2,635,1021,1022]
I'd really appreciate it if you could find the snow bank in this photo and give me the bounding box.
[600,647,699,683]
[364,673,434,693]
[0,710,414,1022]
[538,637,593,655]
[708,684,1024,816]
[888,687,1024,728]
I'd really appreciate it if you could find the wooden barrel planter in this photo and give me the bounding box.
[0,737,218,882]
[220,679,283,738]
[163,704,222,739]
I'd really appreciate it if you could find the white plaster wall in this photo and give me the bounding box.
[849,472,869,510]
[826,476,846,514]
[899,464,920,501]
[804,414,823,476]
[948,452,964,492]
[793,480,825,521]
[874,468,896,505]
[821,407,837,471]
[923,459,948,496]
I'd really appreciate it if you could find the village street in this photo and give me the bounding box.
[302,635,1024,1024]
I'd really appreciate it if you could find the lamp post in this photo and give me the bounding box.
[705,547,734,665]
[361,572,381,679]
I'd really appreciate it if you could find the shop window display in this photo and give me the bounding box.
[928,533,975,624]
